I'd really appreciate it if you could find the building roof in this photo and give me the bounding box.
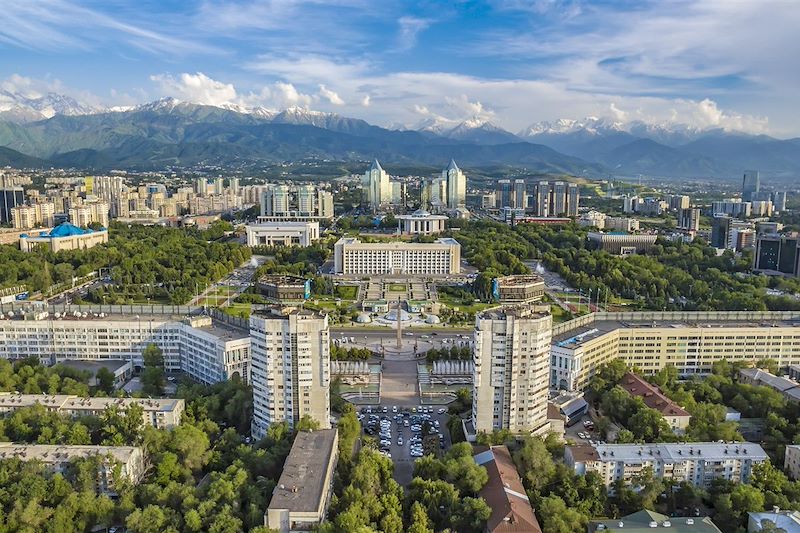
[740,368,799,392]
[446,159,460,172]
[590,510,722,533]
[47,222,101,238]
[474,445,542,533]
[0,393,183,413]
[257,274,309,287]
[370,159,383,172]
[0,443,141,464]
[619,372,690,418]
[573,442,768,464]
[748,510,800,532]
[268,429,338,513]
[494,275,545,288]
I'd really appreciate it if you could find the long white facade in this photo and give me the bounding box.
[0,313,250,385]
[333,237,461,275]
[472,306,552,435]
[250,307,331,439]
[245,221,320,247]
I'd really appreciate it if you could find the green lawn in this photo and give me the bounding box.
[335,285,358,299]
[387,283,407,292]
[220,303,252,319]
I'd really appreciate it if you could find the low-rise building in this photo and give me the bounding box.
[0,393,184,429]
[266,429,338,533]
[0,443,145,495]
[256,275,311,303]
[739,368,800,403]
[19,222,108,253]
[396,209,448,235]
[492,275,545,303]
[474,445,542,533]
[784,444,800,480]
[333,237,461,275]
[590,510,722,533]
[566,442,768,490]
[245,221,320,247]
[606,216,640,232]
[619,372,691,432]
[587,231,658,255]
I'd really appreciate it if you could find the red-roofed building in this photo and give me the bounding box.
[474,445,542,533]
[619,372,691,432]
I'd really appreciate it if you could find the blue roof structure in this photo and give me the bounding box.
[45,222,105,238]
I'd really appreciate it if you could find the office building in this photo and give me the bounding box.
[492,275,545,303]
[742,170,760,202]
[474,446,542,533]
[11,202,55,229]
[587,232,658,255]
[245,221,320,247]
[566,441,767,489]
[257,275,311,303]
[0,312,250,386]
[496,179,513,209]
[751,200,774,217]
[753,233,800,276]
[678,207,701,233]
[472,306,552,435]
[442,159,466,209]
[19,222,108,253]
[0,444,145,495]
[712,199,751,218]
[774,191,788,213]
[591,510,722,533]
[513,179,526,210]
[0,394,184,429]
[363,159,390,211]
[69,200,109,228]
[711,215,732,248]
[333,237,461,275]
[396,209,448,235]
[550,311,800,391]
[667,194,691,211]
[619,373,691,432]
[266,429,338,533]
[250,307,331,438]
[623,195,639,214]
[0,188,25,224]
[606,217,640,232]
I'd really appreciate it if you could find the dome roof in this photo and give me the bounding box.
[384,309,410,322]
[425,314,441,324]
[356,313,372,323]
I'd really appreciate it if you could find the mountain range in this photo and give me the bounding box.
[0,91,798,177]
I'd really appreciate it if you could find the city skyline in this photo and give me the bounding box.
[1,1,799,136]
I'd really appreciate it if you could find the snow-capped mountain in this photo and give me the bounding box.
[412,116,520,144]
[0,89,101,123]
[518,116,626,137]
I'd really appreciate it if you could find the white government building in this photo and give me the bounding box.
[333,237,461,275]
[0,311,251,385]
[245,221,320,247]
[396,209,448,236]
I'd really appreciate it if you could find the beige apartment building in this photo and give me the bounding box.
[0,393,184,429]
[472,305,552,435]
[250,307,331,439]
[566,442,767,490]
[0,443,145,495]
[69,200,110,228]
[333,237,461,275]
[551,311,800,391]
[11,202,55,229]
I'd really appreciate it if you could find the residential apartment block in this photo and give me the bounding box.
[0,311,250,386]
[472,306,552,435]
[0,393,184,429]
[333,237,461,275]
[550,311,800,391]
[250,307,331,439]
[10,202,55,229]
[566,442,767,490]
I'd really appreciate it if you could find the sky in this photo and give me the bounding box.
[0,0,799,136]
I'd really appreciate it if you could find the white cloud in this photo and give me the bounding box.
[150,72,237,106]
[396,16,432,51]
[361,95,371,107]
[318,85,344,105]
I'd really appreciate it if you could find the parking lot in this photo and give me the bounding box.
[360,404,452,486]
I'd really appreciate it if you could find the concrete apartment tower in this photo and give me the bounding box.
[472,305,552,435]
[250,307,331,439]
[443,159,466,209]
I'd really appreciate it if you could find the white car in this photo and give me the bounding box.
[437,408,446,414]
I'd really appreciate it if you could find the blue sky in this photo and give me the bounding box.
[1,0,799,135]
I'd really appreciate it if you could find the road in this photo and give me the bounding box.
[189,255,267,306]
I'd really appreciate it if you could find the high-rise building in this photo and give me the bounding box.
[773,191,788,212]
[391,181,407,205]
[496,179,513,209]
[94,176,126,218]
[667,195,690,211]
[195,178,208,196]
[297,185,315,215]
[678,207,701,233]
[443,159,466,209]
[472,306,552,435]
[622,195,639,214]
[363,159,390,211]
[742,170,760,202]
[753,233,800,276]
[250,307,331,439]
[532,181,579,217]
[317,190,334,219]
[513,179,526,210]
[11,202,55,229]
[535,181,550,217]
[69,200,109,228]
[260,185,334,220]
[262,185,291,217]
[213,177,225,195]
[229,178,240,196]
[0,188,25,225]
[711,199,751,218]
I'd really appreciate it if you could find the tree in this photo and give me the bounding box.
[513,437,556,492]
[538,495,587,533]
[296,415,321,432]
[141,344,165,396]
[95,367,116,394]
[406,501,434,533]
